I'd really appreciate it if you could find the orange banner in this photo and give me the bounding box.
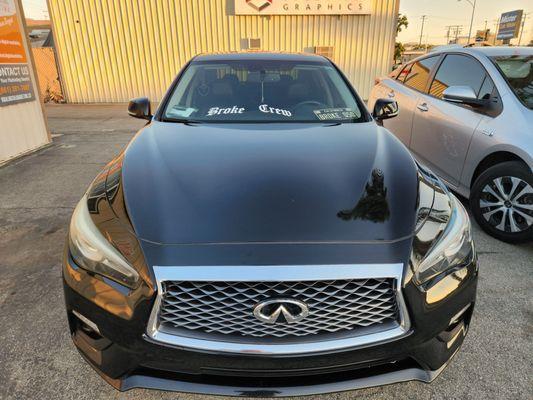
[0,0,27,64]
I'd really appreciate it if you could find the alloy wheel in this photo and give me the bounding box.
[480,176,533,233]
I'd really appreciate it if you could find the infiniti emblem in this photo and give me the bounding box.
[253,298,309,324]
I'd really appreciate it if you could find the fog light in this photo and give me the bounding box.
[449,303,471,326]
[437,303,472,350]
[72,310,100,335]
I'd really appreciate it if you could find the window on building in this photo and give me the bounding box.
[402,56,439,92]
[429,54,487,99]
[248,38,261,49]
[314,46,334,59]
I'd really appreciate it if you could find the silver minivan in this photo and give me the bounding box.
[369,46,532,242]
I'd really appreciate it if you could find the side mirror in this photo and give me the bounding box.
[128,97,152,120]
[442,86,487,107]
[372,98,399,123]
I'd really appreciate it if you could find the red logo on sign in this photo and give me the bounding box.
[246,0,272,11]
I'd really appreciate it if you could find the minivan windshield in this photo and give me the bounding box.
[491,55,533,110]
[162,59,365,123]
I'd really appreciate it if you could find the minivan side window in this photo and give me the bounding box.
[478,75,495,100]
[401,56,439,92]
[429,54,486,99]
[396,63,411,82]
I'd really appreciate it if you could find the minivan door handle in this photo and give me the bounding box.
[417,103,428,112]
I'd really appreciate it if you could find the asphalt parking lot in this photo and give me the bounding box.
[0,104,531,400]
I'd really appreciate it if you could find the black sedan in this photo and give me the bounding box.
[63,52,478,396]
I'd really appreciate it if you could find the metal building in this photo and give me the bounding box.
[48,0,398,103]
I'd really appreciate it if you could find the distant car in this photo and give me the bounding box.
[369,47,533,242]
[63,53,477,396]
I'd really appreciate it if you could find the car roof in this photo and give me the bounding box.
[192,51,329,63]
[465,46,533,57]
[428,45,533,58]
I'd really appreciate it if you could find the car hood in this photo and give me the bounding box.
[119,121,419,244]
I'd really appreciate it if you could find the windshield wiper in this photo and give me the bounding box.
[161,117,202,124]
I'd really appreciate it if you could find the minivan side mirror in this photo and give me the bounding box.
[442,86,487,107]
[372,98,399,123]
[128,97,152,120]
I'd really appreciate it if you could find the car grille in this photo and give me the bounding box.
[157,278,399,339]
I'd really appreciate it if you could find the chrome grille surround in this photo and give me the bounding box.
[146,264,410,355]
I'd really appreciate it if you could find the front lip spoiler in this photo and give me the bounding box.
[112,351,458,396]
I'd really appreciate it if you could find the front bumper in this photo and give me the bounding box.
[63,252,477,397]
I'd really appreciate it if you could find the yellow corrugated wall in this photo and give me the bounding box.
[47,0,398,103]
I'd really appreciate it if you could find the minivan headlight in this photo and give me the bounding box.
[413,194,474,286]
[68,195,140,288]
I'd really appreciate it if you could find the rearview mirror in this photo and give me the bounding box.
[372,99,399,123]
[128,97,152,120]
[442,86,487,107]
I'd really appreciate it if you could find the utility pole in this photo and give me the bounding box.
[458,0,477,44]
[455,26,463,42]
[493,18,500,44]
[518,13,530,45]
[419,15,427,47]
[446,25,462,44]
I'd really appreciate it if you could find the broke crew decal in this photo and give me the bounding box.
[206,104,293,117]
[259,104,292,117]
[206,106,245,116]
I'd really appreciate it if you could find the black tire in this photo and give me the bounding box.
[470,161,533,243]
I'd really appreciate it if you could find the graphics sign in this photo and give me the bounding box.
[235,0,371,15]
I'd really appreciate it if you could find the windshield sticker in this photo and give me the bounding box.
[314,108,358,121]
[197,83,210,96]
[206,106,245,116]
[259,104,292,117]
[167,106,197,118]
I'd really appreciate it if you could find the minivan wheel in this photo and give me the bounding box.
[470,161,533,243]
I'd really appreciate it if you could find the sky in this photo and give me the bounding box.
[21,0,533,45]
[21,0,48,20]
[397,0,533,45]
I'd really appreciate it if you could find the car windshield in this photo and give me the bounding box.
[162,59,365,123]
[491,55,533,110]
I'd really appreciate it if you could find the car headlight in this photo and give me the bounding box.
[415,195,473,285]
[412,188,475,287]
[68,195,140,288]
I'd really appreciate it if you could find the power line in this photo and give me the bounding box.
[419,15,428,47]
[445,25,463,44]
[493,17,500,45]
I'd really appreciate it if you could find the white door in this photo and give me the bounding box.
[380,56,441,148]
[410,54,493,186]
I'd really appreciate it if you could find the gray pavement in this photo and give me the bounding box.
[0,104,532,400]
